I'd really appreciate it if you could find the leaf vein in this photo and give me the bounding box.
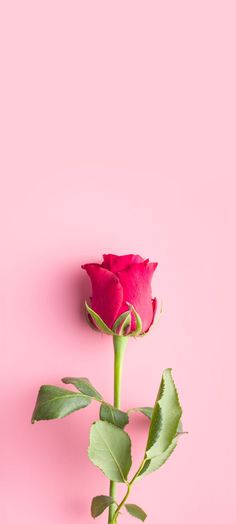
[95,425,126,482]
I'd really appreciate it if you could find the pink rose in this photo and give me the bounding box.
[82,254,157,335]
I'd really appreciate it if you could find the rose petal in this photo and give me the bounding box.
[102,253,144,272]
[144,297,158,333]
[82,264,123,328]
[152,297,158,320]
[117,261,158,332]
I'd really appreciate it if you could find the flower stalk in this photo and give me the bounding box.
[108,335,128,524]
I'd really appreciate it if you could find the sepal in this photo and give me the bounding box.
[85,302,114,335]
[128,303,143,336]
[112,310,132,335]
[84,302,143,336]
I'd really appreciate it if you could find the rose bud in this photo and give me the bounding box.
[82,254,158,336]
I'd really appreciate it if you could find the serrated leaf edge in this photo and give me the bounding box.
[146,368,182,458]
[88,421,132,483]
[31,386,92,423]
[61,376,103,401]
[138,437,178,478]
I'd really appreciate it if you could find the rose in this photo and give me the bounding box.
[32,251,184,524]
[82,253,157,335]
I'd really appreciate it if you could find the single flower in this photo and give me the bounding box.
[82,253,158,336]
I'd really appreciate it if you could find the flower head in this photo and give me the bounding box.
[82,254,158,336]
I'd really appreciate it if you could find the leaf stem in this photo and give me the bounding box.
[111,458,147,523]
[111,484,131,523]
[108,336,128,524]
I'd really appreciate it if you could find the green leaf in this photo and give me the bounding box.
[112,310,131,335]
[129,407,153,420]
[131,407,183,433]
[145,368,182,459]
[137,438,177,478]
[91,495,115,518]
[62,377,103,401]
[31,385,91,423]
[125,504,147,521]
[99,403,129,429]
[136,369,182,478]
[88,420,132,482]
[85,302,114,335]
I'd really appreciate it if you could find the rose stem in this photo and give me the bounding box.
[108,335,128,524]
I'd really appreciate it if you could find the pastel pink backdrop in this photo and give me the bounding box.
[1,1,235,523]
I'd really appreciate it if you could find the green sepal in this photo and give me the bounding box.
[128,304,142,336]
[85,302,114,335]
[31,385,91,423]
[112,310,131,335]
[91,495,115,518]
[125,504,147,521]
[99,403,129,429]
[62,377,103,401]
[88,420,132,482]
[85,301,143,336]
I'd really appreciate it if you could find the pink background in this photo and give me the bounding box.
[1,1,236,523]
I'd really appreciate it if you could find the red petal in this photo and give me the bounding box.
[102,253,144,272]
[117,261,158,332]
[152,297,158,320]
[144,297,158,333]
[82,264,123,328]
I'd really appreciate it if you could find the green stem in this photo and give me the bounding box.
[111,484,131,524]
[111,458,147,523]
[108,335,128,524]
